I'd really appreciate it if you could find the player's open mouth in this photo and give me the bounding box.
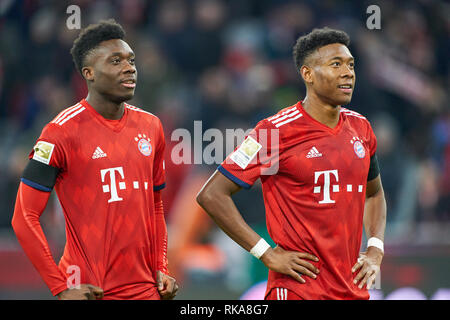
[338,84,352,93]
[120,79,136,89]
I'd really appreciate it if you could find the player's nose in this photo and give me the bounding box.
[123,61,136,74]
[341,66,354,78]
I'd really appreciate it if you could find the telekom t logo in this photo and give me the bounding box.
[313,169,364,203]
[100,167,151,202]
[314,169,339,204]
[101,167,125,203]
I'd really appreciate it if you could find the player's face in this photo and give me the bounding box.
[85,39,137,103]
[309,43,355,106]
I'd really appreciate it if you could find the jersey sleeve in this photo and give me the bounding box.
[154,191,169,275]
[22,123,69,191]
[12,182,68,296]
[153,118,166,191]
[218,119,280,189]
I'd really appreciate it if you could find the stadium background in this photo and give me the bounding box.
[0,0,448,299]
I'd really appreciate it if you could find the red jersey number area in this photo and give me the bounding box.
[31,99,166,299]
[219,101,377,300]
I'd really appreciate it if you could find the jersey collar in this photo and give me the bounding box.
[297,100,344,135]
[80,98,128,133]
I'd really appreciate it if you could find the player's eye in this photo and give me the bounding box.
[129,58,135,65]
[349,62,355,68]
[331,61,340,67]
[111,58,120,64]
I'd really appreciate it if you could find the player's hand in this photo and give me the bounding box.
[156,270,178,300]
[352,246,383,289]
[57,284,104,300]
[260,246,320,284]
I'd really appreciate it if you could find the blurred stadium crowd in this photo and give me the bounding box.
[0,0,448,298]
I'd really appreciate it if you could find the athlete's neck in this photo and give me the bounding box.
[86,92,125,120]
[302,94,340,129]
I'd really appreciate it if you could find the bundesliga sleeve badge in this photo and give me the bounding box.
[32,141,55,165]
[230,136,262,169]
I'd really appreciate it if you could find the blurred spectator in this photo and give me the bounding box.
[372,113,417,227]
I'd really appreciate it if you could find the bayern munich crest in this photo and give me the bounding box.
[135,134,152,156]
[350,137,366,158]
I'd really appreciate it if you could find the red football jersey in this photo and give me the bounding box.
[219,101,377,300]
[28,99,166,299]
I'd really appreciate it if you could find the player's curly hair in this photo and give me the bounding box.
[293,27,350,72]
[70,19,126,75]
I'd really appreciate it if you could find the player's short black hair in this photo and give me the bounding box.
[70,19,126,75]
[293,27,350,71]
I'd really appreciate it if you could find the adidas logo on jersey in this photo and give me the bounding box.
[306,147,322,158]
[92,147,107,159]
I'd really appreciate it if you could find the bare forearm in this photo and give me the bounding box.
[197,189,261,252]
[364,188,386,241]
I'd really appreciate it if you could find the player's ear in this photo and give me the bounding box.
[82,66,94,81]
[300,65,313,85]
